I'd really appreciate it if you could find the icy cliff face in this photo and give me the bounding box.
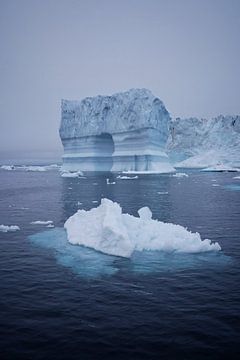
[60,88,170,138]
[167,116,240,168]
[60,89,174,172]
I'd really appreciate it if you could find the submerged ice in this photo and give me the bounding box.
[64,199,221,258]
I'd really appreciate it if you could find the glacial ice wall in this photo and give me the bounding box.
[167,116,240,167]
[60,89,174,172]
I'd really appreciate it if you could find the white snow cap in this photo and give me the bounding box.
[64,199,221,258]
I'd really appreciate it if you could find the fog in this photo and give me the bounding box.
[0,0,239,156]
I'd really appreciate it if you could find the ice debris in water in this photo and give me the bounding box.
[233,176,240,180]
[31,220,53,225]
[1,165,15,170]
[0,225,20,232]
[172,173,189,178]
[117,175,138,180]
[64,199,221,258]
[106,178,116,185]
[61,170,84,178]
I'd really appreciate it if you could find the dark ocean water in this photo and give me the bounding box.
[0,167,240,359]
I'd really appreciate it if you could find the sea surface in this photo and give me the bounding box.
[0,166,240,359]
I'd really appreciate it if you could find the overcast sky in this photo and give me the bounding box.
[0,0,240,155]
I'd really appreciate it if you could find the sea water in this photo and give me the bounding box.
[0,167,239,359]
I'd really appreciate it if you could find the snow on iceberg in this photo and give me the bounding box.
[64,199,221,258]
[0,225,20,232]
[167,116,240,168]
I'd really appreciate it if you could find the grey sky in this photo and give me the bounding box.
[0,0,240,154]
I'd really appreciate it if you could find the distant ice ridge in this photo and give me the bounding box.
[60,88,174,173]
[64,199,221,258]
[0,164,60,172]
[0,225,20,232]
[167,116,240,168]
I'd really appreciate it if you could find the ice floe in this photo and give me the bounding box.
[172,172,189,178]
[31,220,53,225]
[117,175,138,180]
[0,225,20,232]
[61,170,84,178]
[64,199,221,258]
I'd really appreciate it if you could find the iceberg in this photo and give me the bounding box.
[167,116,240,168]
[64,199,221,258]
[0,225,20,232]
[60,89,174,173]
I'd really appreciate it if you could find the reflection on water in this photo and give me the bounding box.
[30,227,231,279]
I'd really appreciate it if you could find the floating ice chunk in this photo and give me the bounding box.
[157,191,168,195]
[117,175,138,180]
[92,200,98,203]
[233,176,240,179]
[138,207,152,220]
[46,224,55,228]
[106,178,116,185]
[31,220,53,225]
[1,165,15,170]
[22,166,46,172]
[64,199,221,258]
[212,184,220,187]
[201,165,240,172]
[61,170,84,178]
[0,225,20,232]
[172,173,189,178]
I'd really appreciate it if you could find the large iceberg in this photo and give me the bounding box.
[64,199,221,258]
[60,89,174,173]
[167,116,240,168]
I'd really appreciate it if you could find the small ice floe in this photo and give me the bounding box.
[68,187,72,189]
[172,173,189,178]
[117,175,138,180]
[201,164,240,172]
[77,201,83,206]
[212,184,220,187]
[47,164,60,169]
[233,176,240,180]
[31,220,53,225]
[0,165,15,170]
[0,225,20,232]
[64,198,221,258]
[22,166,47,172]
[106,178,116,185]
[157,191,168,195]
[92,200,98,203]
[93,183,98,185]
[46,224,54,228]
[61,170,84,178]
